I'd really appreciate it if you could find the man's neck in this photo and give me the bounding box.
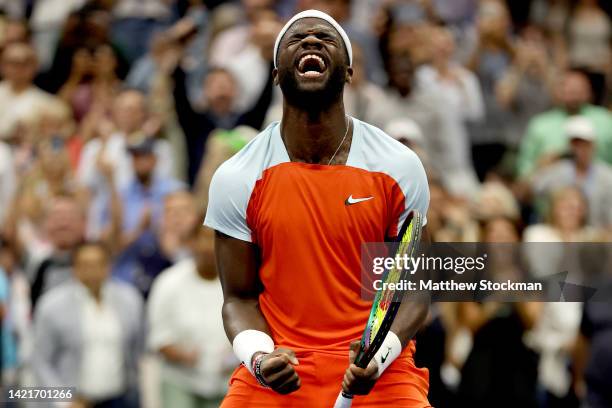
[565,105,586,115]
[575,160,591,177]
[433,59,449,74]
[280,102,350,164]
[137,175,153,188]
[10,82,30,94]
[196,265,217,281]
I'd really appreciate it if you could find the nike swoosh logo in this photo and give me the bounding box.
[345,195,374,206]
[380,347,392,364]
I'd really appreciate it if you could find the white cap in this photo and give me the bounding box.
[565,116,596,142]
[384,119,424,145]
[273,9,352,69]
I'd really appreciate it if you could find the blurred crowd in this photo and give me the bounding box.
[0,0,611,407]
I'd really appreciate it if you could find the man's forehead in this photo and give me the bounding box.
[273,11,352,67]
[284,17,339,38]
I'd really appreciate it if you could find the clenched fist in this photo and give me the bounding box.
[255,348,301,394]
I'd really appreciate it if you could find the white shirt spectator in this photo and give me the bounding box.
[0,141,16,224]
[148,259,234,397]
[78,285,125,400]
[0,82,54,139]
[417,64,484,122]
[525,302,582,397]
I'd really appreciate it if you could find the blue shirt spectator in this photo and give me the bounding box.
[110,138,185,296]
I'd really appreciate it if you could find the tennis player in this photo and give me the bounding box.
[204,10,431,407]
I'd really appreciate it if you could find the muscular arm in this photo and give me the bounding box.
[214,230,301,394]
[214,231,270,342]
[390,296,429,348]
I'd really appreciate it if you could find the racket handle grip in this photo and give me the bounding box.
[333,391,354,408]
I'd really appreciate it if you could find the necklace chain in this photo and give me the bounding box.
[327,115,350,165]
[281,116,351,165]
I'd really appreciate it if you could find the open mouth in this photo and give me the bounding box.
[296,54,327,78]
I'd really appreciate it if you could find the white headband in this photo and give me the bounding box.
[273,9,353,69]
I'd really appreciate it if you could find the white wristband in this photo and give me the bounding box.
[232,330,275,374]
[373,331,402,378]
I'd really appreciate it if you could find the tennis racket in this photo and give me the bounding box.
[333,209,423,408]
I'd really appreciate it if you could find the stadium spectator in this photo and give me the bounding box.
[148,227,234,407]
[11,142,78,235]
[531,116,612,227]
[369,46,479,197]
[29,0,88,70]
[529,0,571,38]
[0,237,30,387]
[126,4,208,98]
[427,0,478,28]
[523,187,595,406]
[567,0,611,105]
[428,185,480,243]
[575,299,612,408]
[423,179,479,242]
[58,43,122,122]
[37,4,119,94]
[417,26,484,123]
[172,65,237,185]
[467,0,515,179]
[36,99,82,170]
[168,47,274,185]
[26,195,86,308]
[111,0,176,64]
[343,41,388,125]
[32,241,143,408]
[214,7,280,112]
[78,89,175,237]
[457,218,541,408]
[495,24,556,146]
[158,190,201,262]
[525,186,600,244]
[5,105,87,256]
[208,0,275,79]
[517,70,612,177]
[111,137,184,296]
[0,17,30,48]
[458,299,541,407]
[0,140,16,225]
[0,42,55,140]
[472,181,521,222]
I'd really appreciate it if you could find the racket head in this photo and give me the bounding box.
[354,209,423,367]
